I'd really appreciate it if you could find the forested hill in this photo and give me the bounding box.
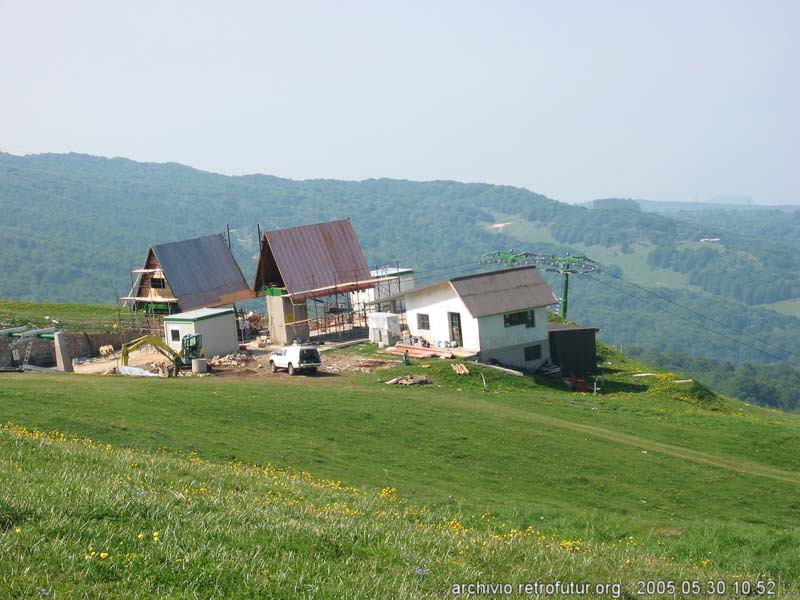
[0,151,559,301]
[2,151,800,409]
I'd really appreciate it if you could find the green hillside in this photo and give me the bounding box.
[1,345,799,596]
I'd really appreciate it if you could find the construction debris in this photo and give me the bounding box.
[451,363,470,375]
[382,344,454,359]
[385,375,431,385]
[563,374,589,392]
[118,365,162,378]
[537,361,562,377]
[208,353,253,368]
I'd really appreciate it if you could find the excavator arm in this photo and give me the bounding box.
[120,335,181,367]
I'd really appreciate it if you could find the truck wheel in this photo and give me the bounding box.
[287,363,295,375]
[308,367,317,375]
[270,361,277,373]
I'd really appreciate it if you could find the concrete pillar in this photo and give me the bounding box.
[267,295,310,345]
[53,331,74,373]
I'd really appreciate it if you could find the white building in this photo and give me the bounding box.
[400,266,558,371]
[163,307,239,358]
[350,267,416,312]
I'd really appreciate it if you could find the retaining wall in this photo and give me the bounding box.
[0,331,146,369]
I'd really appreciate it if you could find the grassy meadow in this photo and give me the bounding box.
[495,220,688,289]
[0,300,146,332]
[1,343,799,597]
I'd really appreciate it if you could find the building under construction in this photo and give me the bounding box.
[122,233,253,314]
[252,219,379,344]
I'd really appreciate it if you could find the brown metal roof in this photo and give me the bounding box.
[449,266,558,318]
[253,219,373,302]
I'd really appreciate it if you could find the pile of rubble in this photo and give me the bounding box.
[208,353,253,368]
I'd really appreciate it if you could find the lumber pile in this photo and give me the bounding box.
[385,375,431,385]
[381,344,454,359]
[451,363,470,375]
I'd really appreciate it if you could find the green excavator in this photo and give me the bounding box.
[120,334,203,375]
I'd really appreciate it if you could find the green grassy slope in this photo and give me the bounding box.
[1,346,799,596]
[5,421,786,599]
[0,299,145,332]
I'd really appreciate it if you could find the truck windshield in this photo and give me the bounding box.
[299,349,320,363]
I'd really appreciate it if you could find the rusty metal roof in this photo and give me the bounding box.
[449,266,558,317]
[149,234,253,311]
[253,219,373,302]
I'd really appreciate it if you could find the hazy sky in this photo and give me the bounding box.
[1,1,797,204]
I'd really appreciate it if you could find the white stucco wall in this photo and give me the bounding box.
[477,306,551,370]
[164,322,194,353]
[196,313,239,357]
[405,283,480,350]
[164,312,238,357]
[477,306,550,350]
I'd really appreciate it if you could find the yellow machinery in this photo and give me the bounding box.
[120,334,203,372]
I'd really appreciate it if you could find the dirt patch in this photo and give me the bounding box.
[74,349,167,374]
[319,354,399,374]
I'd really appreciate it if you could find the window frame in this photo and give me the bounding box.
[417,313,430,330]
[170,328,181,342]
[504,309,536,328]
[524,344,542,362]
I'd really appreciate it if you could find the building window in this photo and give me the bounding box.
[504,310,535,328]
[417,313,430,330]
[524,344,542,362]
[151,277,166,289]
[170,328,181,342]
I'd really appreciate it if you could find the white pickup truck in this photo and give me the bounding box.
[268,344,322,375]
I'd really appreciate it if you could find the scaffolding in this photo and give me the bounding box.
[259,263,410,345]
[120,267,179,316]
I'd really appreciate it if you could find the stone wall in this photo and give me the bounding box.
[0,330,147,369]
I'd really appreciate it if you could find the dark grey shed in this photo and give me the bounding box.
[548,323,599,376]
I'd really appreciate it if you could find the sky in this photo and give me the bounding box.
[1,0,797,204]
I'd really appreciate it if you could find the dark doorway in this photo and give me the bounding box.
[448,312,463,346]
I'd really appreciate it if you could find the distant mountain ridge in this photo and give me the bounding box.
[582,197,800,213]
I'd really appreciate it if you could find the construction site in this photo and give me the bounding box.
[0,218,599,386]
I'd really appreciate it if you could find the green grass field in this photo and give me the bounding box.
[1,342,799,597]
[759,297,800,318]
[0,300,146,332]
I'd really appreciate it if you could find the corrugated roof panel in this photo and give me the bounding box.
[150,234,253,311]
[163,307,235,321]
[449,266,558,317]
[256,220,373,301]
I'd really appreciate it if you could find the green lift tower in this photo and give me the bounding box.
[480,250,598,318]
